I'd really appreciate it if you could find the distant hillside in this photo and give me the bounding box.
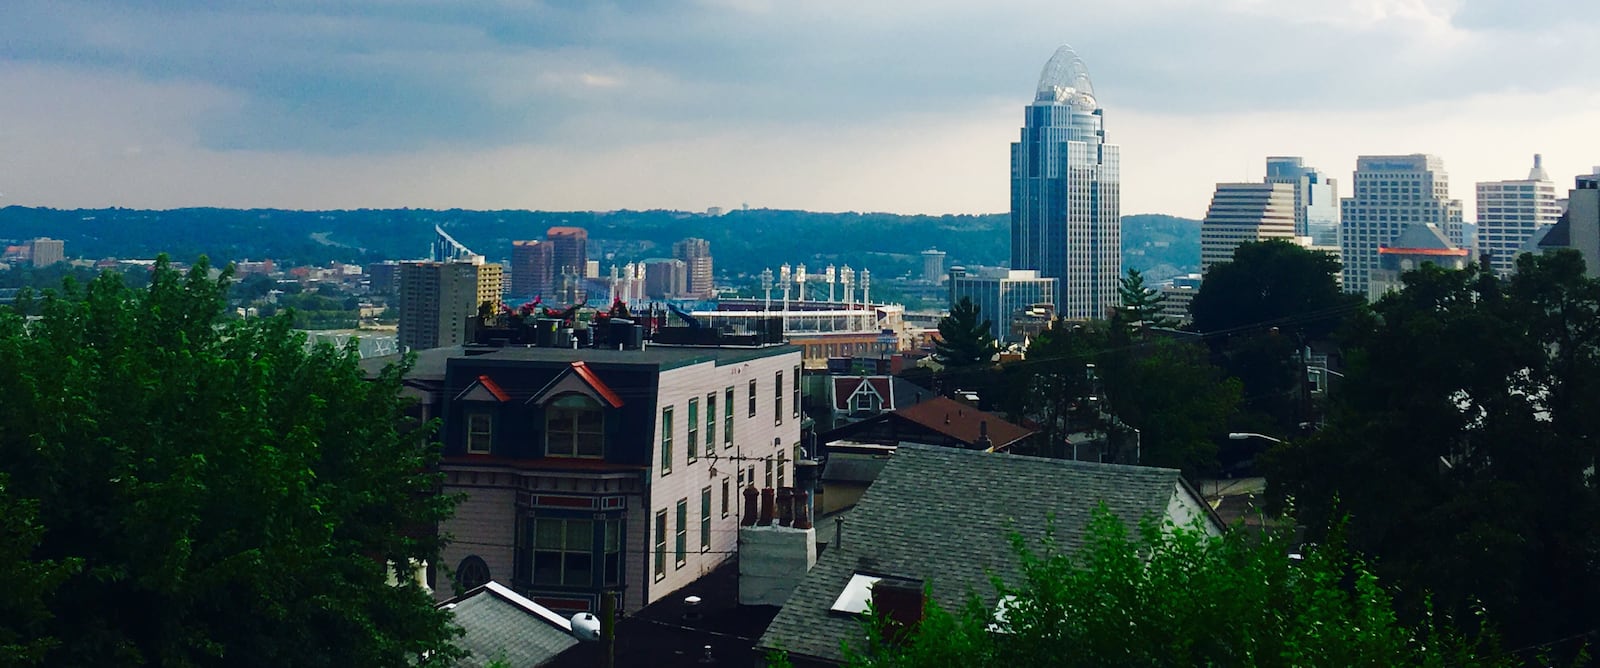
[0,206,1197,284]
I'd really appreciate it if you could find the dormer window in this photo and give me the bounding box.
[466,413,493,454]
[546,394,604,458]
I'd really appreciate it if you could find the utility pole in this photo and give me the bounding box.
[599,591,616,668]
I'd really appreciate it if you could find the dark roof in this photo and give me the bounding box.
[889,396,1035,450]
[463,343,800,371]
[821,452,893,483]
[1540,210,1572,249]
[441,582,579,667]
[1382,222,1457,251]
[549,559,780,668]
[758,444,1210,665]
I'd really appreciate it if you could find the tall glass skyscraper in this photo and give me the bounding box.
[1011,45,1121,320]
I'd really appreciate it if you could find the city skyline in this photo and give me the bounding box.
[2,1,1599,220]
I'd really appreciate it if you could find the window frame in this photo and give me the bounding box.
[545,393,605,458]
[653,510,668,581]
[531,517,594,588]
[675,499,689,568]
[466,412,493,454]
[687,398,699,463]
[793,364,801,419]
[774,371,784,426]
[705,392,717,452]
[724,387,735,448]
[721,478,730,518]
[748,379,757,418]
[660,406,674,476]
[700,486,713,552]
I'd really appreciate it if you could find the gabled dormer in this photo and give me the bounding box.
[528,362,625,459]
[455,375,511,455]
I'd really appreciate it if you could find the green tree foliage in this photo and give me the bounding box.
[935,296,996,368]
[1265,250,1600,652]
[0,258,462,667]
[1189,240,1361,432]
[829,506,1504,668]
[1116,268,1174,330]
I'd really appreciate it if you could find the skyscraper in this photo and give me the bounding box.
[546,227,589,305]
[1339,155,1464,296]
[672,237,714,299]
[510,239,553,300]
[1200,183,1297,272]
[1476,154,1560,277]
[28,238,64,267]
[1011,45,1121,320]
[398,260,491,351]
[1265,157,1340,247]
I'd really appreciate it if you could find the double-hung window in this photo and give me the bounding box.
[660,407,674,475]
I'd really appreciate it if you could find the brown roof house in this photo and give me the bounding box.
[756,444,1221,666]
[820,395,1035,453]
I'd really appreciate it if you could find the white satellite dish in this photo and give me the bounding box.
[570,612,601,642]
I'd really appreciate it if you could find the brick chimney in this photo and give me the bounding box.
[739,488,819,606]
[975,420,992,451]
[872,577,926,643]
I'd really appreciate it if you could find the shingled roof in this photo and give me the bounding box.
[757,444,1217,665]
[442,582,579,667]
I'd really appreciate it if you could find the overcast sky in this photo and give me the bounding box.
[2,0,1597,219]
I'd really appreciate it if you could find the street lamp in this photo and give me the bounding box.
[1228,432,1284,444]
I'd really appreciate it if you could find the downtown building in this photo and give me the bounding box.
[1477,154,1560,277]
[1011,45,1121,320]
[1200,183,1297,272]
[399,227,504,351]
[1537,168,1600,278]
[947,267,1058,345]
[672,238,715,299]
[1265,157,1340,248]
[510,227,590,305]
[1339,155,1464,296]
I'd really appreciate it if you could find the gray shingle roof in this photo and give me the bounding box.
[445,582,580,667]
[757,444,1199,665]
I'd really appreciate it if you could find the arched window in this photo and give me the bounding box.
[547,394,604,458]
[456,555,490,591]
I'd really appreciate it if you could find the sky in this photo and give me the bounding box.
[1,0,1597,220]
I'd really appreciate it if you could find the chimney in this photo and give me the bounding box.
[759,488,775,526]
[793,489,812,529]
[741,485,759,527]
[871,577,926,643]
[976,420,992,451]
[776,487,794,527]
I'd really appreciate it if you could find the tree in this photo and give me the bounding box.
[1264,251,1600,653]
[0,258,463,666]
[1100,339,1241,475]
[1189,240,1361,433]
[806,506,1505,668]
[1116,268,1173,330]
[935,296,997,367]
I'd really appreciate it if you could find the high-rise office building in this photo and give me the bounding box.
[921,249,947,284]
[398,260,493,351]
[1011,45,1121,320]
[29,238,64,267]
[1265,157,1340,247]
[947,268,1058,344]
[1537,168,1600,278]
[1476,154,1560,277]
[1200,183,1297,271]
[1340,155,1464,296]
[546,227,588,305]
[672,238,714,299]
[642,259,688,299]
[510,239,553,300]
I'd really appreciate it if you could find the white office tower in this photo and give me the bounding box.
[1011,45,1121,320]
[1476,154,1560,277]
[1200,183,1297,272]
[1265,157,1340,247]
[1340,155,1464,296]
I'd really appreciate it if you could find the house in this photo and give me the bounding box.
[819,395,1035,453]
[818,375,930,430]
[367,326,803,616]
[439,581,580,667]
[756,444,1221,666]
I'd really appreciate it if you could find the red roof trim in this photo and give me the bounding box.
[477,375,510,402]
[570,362,625,408]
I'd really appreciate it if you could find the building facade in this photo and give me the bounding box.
[1537,168,1600,278]
[1369,223,1470,300]
[1200,183,1297,271]
[1010,45,1121,320]
[947,268,1059,344]
[1265,157,1340,247]
[511,240,554,301]
[642,259,688,299]
[672,238,715,299]
[920,249,946,284]
[431,343,803,615]
[1476,154,1560,278]
[1340,154,1464,296]
[398,260,500,351]
[29,238,65,267]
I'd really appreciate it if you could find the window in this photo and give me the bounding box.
[660,407,674,475]
[675,499,688,568]
[724,387,735,448]
[764,457,773,488]
[604,519,622,586]
[687,398,700,463]
[533,518,593,587]
[793,365,801,419]
[456,555,491,591]
[700,487,713,552]
[775,371,784,426]
[467,413,493,454]
[854,391,875,412]
[706,393,717,451]
[546,394,604,458]
[654,510,667,581]
[777,451,786,490]
[721,478,730,518]
[748,380,758,417]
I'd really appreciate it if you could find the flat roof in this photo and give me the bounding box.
[361,343,801,380]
